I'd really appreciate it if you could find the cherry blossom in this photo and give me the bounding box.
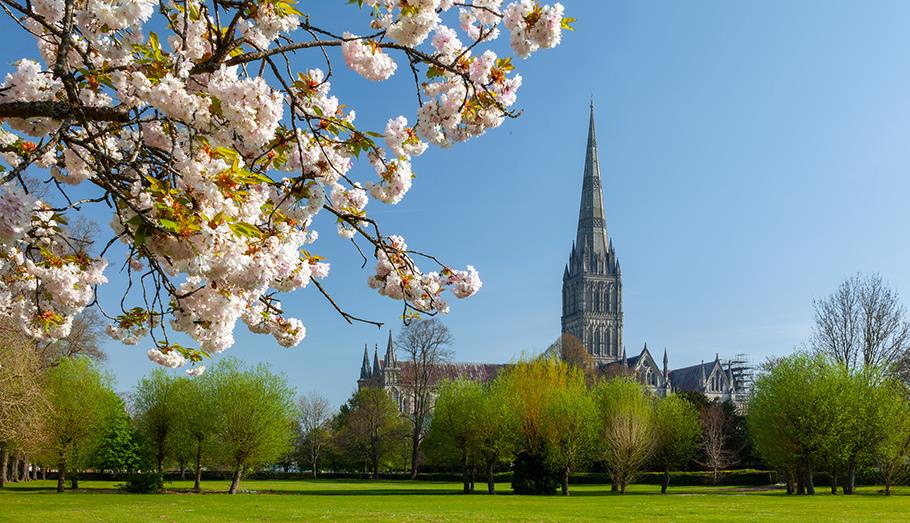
[0,0,572,371]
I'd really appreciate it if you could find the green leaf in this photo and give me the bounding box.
[158,219,179,232]
[134,224,148,247]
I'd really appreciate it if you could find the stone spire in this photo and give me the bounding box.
[359,344,371,380]
[372,345,381,379]
[383,330,396,367]
[700,360,707,385]
[662,347,669,379]
[561,103,623,365]
[575,101,609,255]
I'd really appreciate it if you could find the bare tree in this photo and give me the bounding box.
[812,274,910,375]
[37,309,106,366]
[700,403,735,483]
[297,392,332,479]
[397,319,454,479]
[548,333,597,385]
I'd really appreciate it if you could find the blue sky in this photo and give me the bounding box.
[4,1,910,406]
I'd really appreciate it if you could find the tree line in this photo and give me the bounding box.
[3,273,910,497]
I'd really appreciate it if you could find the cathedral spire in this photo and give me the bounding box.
[576,102,609,255]
[372,345,381,379]
[360,344,371,380]
[383,330,396,367]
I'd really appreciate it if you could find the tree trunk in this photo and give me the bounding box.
[805,467,814,495]
[619,480,627,495]
[796,465,805,496]
[20,455,29,482]
[486,460,495,495]
[611,480,618,492]
[56,459,66,493]
[0,447,7,488]
[156,450,164,475]
[228,467,242,494]
[561,467,570,496]
[885,476,892,496]
[41,467,46,480]
[410,426,420,480]
[70,469,78,490]
[470,462,475,492]
[462,450,470,494]
[193,441,203,492]
[845,462,855,495]
[661,466,670,494]
[9,454,18,483]
[371,444,380,480]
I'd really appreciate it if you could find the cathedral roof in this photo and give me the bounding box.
[669,359,723,392]
[397,361,508,385]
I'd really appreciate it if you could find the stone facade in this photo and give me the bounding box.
[358,331,506,413]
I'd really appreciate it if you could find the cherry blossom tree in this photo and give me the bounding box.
[0,0,572,372]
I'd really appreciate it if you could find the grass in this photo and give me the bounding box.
[2,479,909,522]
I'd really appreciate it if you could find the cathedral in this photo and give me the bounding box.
[356,104,749,409]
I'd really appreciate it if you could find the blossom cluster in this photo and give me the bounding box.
[367,235,482,315]
[0,0,568,371]
[0,187,108,342]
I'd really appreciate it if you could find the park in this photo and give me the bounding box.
[3,0,910,521]
[3,479,910,522]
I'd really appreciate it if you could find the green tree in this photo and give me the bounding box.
[426,379,484,492]
[652,395,701,493]
[133,369,181,474]
[41,357,119,492]
[337,387,408,480]
[475,379,517,495]
[94,397,145,474]
[876,381,910,495]
[208,358,296,494]
[541,383,597,496]
[593,377,654,494]
[747,354,843,495]
[172,375,219,492]
[501,358,580,495]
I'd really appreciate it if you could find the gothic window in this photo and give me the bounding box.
[593,329,601,356]
[605,285,610,313]
[593,287,600,312]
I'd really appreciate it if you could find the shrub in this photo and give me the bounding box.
[120,472,165,493]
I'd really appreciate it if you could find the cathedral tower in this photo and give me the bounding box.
[561,103,623,364]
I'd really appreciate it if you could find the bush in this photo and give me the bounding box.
[120,472,166,493]
[511,451,561,495]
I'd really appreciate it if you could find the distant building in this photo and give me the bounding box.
[355,104,750,411]
[357,331,505,413]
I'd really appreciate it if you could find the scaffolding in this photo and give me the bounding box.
[722,353,755,397]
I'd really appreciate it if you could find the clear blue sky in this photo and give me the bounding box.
[4,1,910,406]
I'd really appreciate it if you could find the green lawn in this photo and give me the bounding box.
[1,479,909,522]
